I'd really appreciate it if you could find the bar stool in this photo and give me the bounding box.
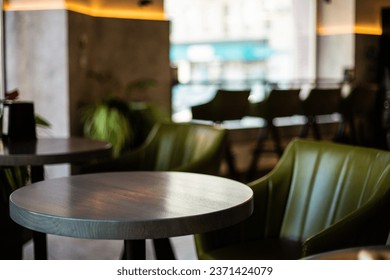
[191,89,251,179]
[247,88,304,180]
[300,88,343,140]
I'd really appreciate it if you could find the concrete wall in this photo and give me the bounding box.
[316,33,355,80]
[316,0,355,80]
[4,6,171,177]
[5,8,171,137]
[68,11,171,136]
[5,10,69,137]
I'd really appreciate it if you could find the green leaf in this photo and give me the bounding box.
[35,115,51,128]
[81,99,133,157]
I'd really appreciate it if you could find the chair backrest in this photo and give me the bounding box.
[255,139,390,242]
[192,89,250,122]
[139,122,227,174]
[303,88,342,115]
[265,89,303,118]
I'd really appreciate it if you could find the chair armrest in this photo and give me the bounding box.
[302,196,390,257]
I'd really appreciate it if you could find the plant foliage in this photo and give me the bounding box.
[81,97,134,157]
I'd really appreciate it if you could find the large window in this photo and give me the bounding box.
[165,0,316,122]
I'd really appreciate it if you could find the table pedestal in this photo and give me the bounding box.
[30,165,47,260]
[123,240,145,260]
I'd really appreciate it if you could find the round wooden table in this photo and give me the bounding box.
[9,171,254,259]
[0,138,112,166]
[1,137,112,259]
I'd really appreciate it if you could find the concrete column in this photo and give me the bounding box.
[4,1,170,138]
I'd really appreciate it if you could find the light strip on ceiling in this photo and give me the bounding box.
[317,25,382,36]
[354,25,382,35]
[66,2,165,20]
[4,2,65,10]
[3,1,165,21]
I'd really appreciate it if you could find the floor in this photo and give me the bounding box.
[23,235,198,260]
[22,122,338,260]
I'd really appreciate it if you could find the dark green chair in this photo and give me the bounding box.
[82,122,227,175]
[81,122,227,259]
[195,139,390,259]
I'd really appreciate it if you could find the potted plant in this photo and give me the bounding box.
[80,71,169,157]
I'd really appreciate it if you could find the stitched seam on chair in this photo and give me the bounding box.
[366,158,390,200]
[297,145,321,240]
[281,141,318,241]
[325,151,351,227]
[275,142,296,239]
[357,153,375,206]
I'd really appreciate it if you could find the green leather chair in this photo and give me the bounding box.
[81,122,227,175]
[195,139,390,259]
[81,122,227,259]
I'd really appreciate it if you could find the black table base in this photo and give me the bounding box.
[123,240,146,260]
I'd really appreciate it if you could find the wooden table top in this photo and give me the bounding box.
[0,137,112,165]
[10,172,253,240]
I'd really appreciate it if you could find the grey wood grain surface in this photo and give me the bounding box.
[10,172,253,240]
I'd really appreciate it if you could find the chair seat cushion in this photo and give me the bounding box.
[198,239,302,260]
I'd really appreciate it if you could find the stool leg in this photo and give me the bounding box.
[299,118,310,138]
[247,125,268,181]
[269,123,283,156]
[224,139,239,179]
[300,115,316,138]
[312,117,322,140]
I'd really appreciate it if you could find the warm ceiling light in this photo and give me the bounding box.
[3,1,165,21]
[354,25,382,35]
[4,1,65,11]
[317,25,382,35]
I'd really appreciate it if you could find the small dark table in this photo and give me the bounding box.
[0,137,112,259]
[0,138,112,166]
[10,171,253,259]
